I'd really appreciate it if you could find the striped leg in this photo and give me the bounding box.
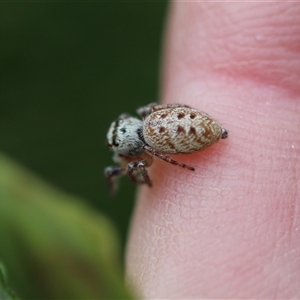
[137,103,191,119]
[144,145,195,171]
[127,160,152,187]
[104,166,124,195]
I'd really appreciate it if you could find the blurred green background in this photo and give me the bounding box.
[0,2,167,248]
[0,2,168,298]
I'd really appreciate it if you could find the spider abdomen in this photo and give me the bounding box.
[143,106,225,154]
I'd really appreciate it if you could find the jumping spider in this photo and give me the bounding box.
[105,103,228,193]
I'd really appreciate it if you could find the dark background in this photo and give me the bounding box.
[0,2,168,253]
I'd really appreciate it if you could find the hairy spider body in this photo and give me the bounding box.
[105,103,228,194]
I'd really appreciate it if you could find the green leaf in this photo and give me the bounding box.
[0,262,20,300]
[0,153,133,299]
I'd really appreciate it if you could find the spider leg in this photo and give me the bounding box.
[104,166,124,195]
[127,160,152,187]
[137,103,191,119]
[117,113,131,120]
[136,103,158,119]
[144,145,195,171]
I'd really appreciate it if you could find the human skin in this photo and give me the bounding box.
[126,2,300,299]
